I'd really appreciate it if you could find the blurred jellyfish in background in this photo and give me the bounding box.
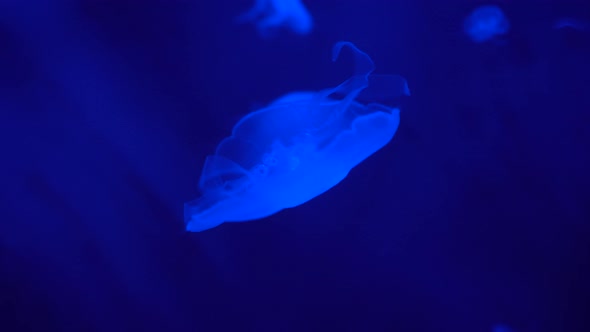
[236,0,313,38]
[464,5,510,43]
[553,18,590,31]
[553,17,590,53]
[491,324,514,332]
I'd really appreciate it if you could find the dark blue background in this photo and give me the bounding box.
[1,1,589,331]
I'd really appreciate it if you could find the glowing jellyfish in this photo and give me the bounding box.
[464,5,510,43]
[185,42,410,232]
[236,0,313,37]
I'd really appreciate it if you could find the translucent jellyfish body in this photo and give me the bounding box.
[185,42,409,232]
[236,0,313,37]
[464,5,510,43]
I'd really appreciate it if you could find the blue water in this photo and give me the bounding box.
[1,1,589,331]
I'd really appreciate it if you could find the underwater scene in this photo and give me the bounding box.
[1,0,589,331]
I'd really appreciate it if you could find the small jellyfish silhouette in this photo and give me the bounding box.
[464,5,510,43]
[184,42,409,232]
[554,17,590,31]
[236,0,313,38]
[553,17,590,52]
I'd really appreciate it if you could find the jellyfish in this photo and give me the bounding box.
[184,42,410,232]
[554,18,590,31]
[553,17,590,52]
[464,5,510,43]
[236,0,313,38]
[491,324,514,332]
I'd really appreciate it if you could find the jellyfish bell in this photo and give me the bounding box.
[185,42,409,232]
